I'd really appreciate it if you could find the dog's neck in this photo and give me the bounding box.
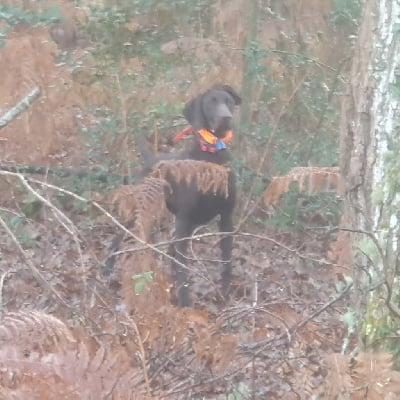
[186,135,231,165]
[196,129,232,153]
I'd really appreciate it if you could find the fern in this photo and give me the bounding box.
[109,177,170,239]
[150,160,230,198]
[320,352,400,399]
[0,311,147,399]
[264,166,340,206]
[0,311,76,353]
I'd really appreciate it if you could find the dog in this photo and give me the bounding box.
[141,85,241,307]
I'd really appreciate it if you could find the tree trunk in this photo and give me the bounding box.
[340,0,400,348]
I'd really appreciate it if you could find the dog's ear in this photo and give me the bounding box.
[183,96,207,131]
[220,85,241,105]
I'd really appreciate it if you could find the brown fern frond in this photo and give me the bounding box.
[0,311,76,354]
[0,327,147,399]
[43,342,146,399]
[351,352,400,398]
[0,379,77,400]
[150,160,230,198]
[320,353,352,399]
[2,345,147,399]
[109,177,171,239]
[264,166,340,206]
[109,177,170,222]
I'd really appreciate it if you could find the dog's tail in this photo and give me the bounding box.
[137,139,157,174]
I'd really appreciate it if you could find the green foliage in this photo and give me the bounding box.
[1,213,36,248]
[20,194,43,217]
[85,4,135,63]
[242,42,271,82]
[79,109,121,165]
[273,127,338,176]
[0,3,62,46]
[238,12,343,186]
[75,0,347,220]
[132,271,153,294]
[85,0,213,67]
[266,183,342,232]
[0,4,62,27]
[80,0,216,186]
[330,0,362,29]
[77,105,134,180]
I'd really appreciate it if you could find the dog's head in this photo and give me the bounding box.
[183,85,241,138]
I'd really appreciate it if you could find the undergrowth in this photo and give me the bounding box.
[266,184,342,232]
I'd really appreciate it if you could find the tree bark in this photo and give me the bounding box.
[340,0,400,348]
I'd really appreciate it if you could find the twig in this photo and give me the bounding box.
[0,270,14,319]
[336,227,400,317]
[0,162,128,183]
[0,215,72,309]
[259,48,338,73]
[237,74,307,228]
[126,315,152,398]
[241,283,353,353]
[21,174,192,272]
[0,171,87,304]
[165,359,254,397]
[0,87,41,128]
[183,40,339,72]
[292,282,353,332]
[303,57,349,161]
[112,230,350,271]
[232,46,339,72]
[257,307,291,343]
[0,171,78,237]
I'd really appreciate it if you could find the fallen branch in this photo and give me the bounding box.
[0,215,72,310]
[0,171,189,273]
[240,282,353,354]
[0,162,132,184]
[0,87,41,129]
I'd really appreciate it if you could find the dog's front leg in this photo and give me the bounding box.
[219,211,233,299]
[173,218,194,307]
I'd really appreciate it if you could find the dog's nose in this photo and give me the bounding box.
[216,103,233,119]
[221,115,232,122]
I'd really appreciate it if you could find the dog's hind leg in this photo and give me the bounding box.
[172,217,195,307]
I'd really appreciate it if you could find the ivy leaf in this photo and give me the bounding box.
[143,271,153,282]
[134,279,145,295]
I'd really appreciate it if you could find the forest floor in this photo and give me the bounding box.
[0,5,358,400]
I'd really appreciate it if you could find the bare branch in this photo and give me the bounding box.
[0,87,41,129]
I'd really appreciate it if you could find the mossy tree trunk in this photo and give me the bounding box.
[340,0,400,349]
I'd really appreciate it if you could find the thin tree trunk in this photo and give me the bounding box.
[240,0,259,128]
[340,0,400,348]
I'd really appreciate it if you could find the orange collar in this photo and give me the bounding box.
[197,129,233,144]
[172,126,233,153]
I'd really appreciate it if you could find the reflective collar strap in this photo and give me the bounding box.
[197,129,232,152]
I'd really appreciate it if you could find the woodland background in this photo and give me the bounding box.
[0,0,394,399]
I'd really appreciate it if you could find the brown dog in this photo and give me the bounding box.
[141,85,241,306]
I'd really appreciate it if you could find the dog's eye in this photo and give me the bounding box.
[226,98,234,107]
